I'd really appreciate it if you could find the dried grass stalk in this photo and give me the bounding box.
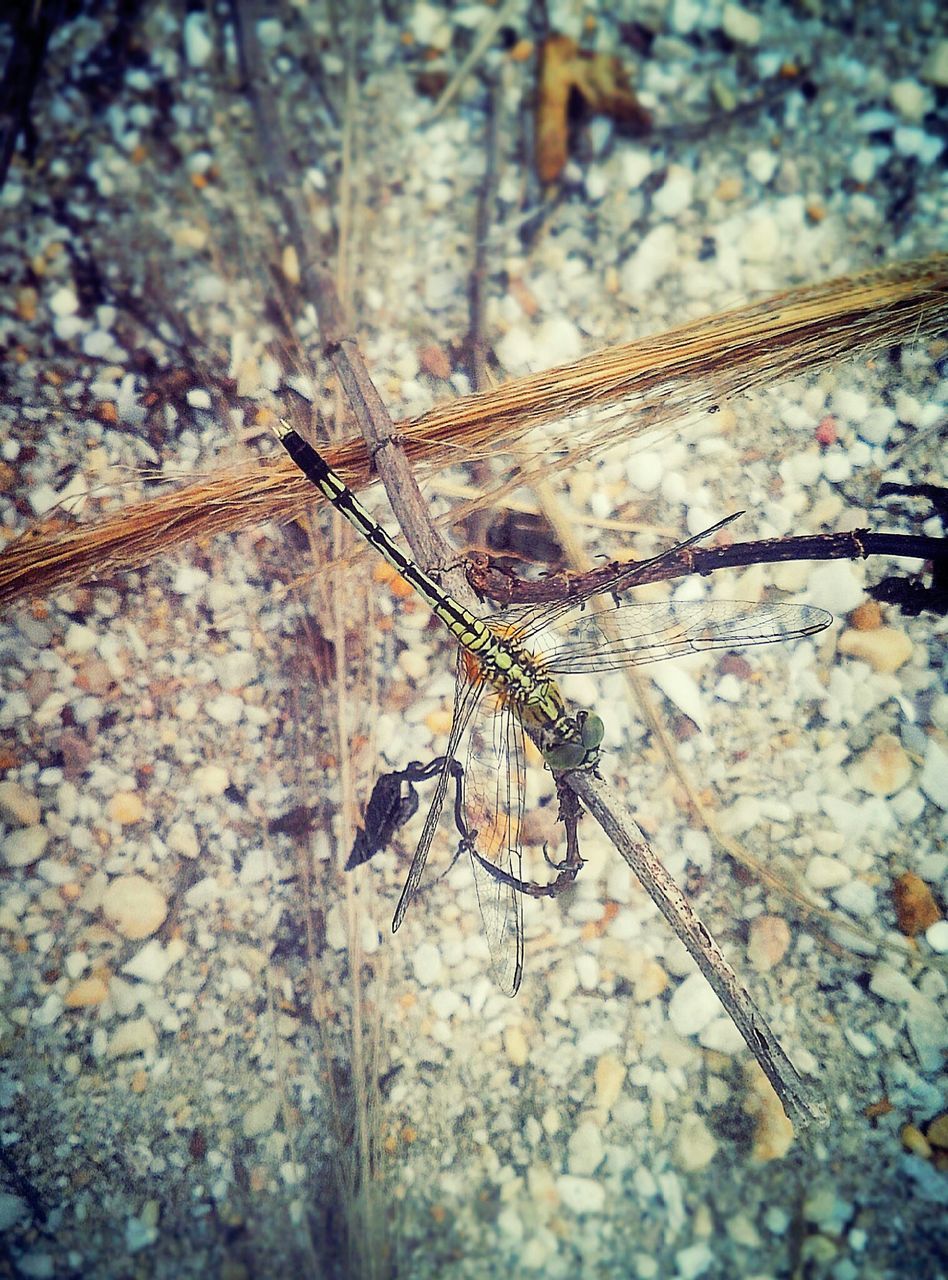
[2,254,944,611]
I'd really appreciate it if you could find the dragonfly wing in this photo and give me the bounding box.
[537,600,832,673]
[463,695,526,996]
[392,650,483,932]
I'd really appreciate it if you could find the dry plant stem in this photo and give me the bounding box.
[3,256,945,609]
[233,0,459,588]
[571,770,828,1129]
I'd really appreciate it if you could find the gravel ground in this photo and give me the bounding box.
[1,3,946,1278]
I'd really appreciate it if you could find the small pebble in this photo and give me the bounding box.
[412,941,442,986]
[747,916,791,972]
[837,626,913,673]
[108,791,145,825]
[921,39,948,88]
[555,1174,605,1215]
[123,937,185,984]
[504,1024,529,1067]
[918,739,948,810]
[832,879,877,919]
[926,920,948,954]
[567,1120,605,1176]
[101,874,168,940]
[243,1092,280,1138]
[849,734,912,796]
[0,780,41,826]
[192,764,229,797]
[721,2,761,45]
[48,285,79,317]
[744,1067,795,1161]
[65,976,109,1008]
[167,819,200,859]
[901,1124,933,1159]
[594,1054,625,1114]
[183,12,212,67]
[1,825,49,867]
[668,972,722,1037]
[805,855,851,890]
[869,962,916,1004]
[675,1112,718,1172]
[206,694,244,725]
[107,1016,158,1058]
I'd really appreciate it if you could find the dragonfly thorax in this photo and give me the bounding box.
[465,629,603,772]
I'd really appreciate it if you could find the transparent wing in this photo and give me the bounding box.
[462,694,526,996]
[392,650,484,932]
[532,600,831,674]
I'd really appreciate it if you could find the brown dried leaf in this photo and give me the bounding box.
[536,35,651,184]
[892,871,941,937]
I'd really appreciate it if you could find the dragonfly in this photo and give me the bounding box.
[273,421,832,995]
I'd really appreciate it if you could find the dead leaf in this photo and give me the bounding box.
[892,871,941,937]
[536,35,651,184]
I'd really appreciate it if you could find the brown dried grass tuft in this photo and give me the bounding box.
[2,254,944,612]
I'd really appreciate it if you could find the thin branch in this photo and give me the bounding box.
[571,770,828,1128]
[466,528,948,607]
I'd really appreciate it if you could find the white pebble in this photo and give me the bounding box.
[123,937,185,984]
[575,953,599,990]
[741,213,779,263]
[555,1175,605,1215]
[238,847,269,885]
[48,286,78,317]
[0,780,41,826]
[621,223,678,295]
[869,962,916,1004]
[101,874,168,940]
[676,1243,714,1280]
[805,854,851,889]
[412,941,443,986]
[746,148,778,184]
[33,993,64,1027]
[64,951,89,980]
[167,819,200,859]
[183,13,213,67]
[173,564,210,597]
[107,1016,158,1058]
[567,1120,605,1175]
[668,972,721,1037]
[64,622,97,654]
[906,996,947,1073]
[192,764,229,797]
[857,406,897,446]
[653,166,693,217]
[849,147,879,184]
[627,451,663,493]
[714,673,742,703]
[675,1113,718,1172]
[921,39,948,88]
[36,859,74,885]
[206,693,244,725]
[2,825,49,867]
[243,1091,280,1138]
[186,388,212,410]
[889,79,932,123]
[0,1193,29,1231]
[806,560,865,614]
[844,1028,876,1057]
[926,920,948,954]
[832,879,877,919]
[721,3,761,45]
[919,739,948,809]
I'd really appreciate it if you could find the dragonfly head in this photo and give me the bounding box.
[542,711,604,771]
